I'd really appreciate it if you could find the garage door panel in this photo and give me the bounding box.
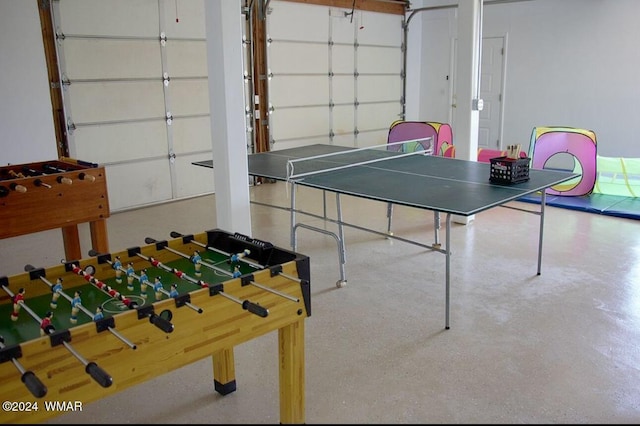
[332,44,355,74]
[59,0,160,37]
[268,42,328,74]
[332,105,355,136]
[358,46,402,73]
[68,81,165,123]
[63,39,161,80]
[358,75,402,102]
[105,160,173,211]
[166,41,208,77]
[269,75,328,107]
[161,1,206,38]
[169,79,210,117]
[174,153,215,199]
[268,2,329,41]
[357,103,402,132]
[70,121,168,163]
[356,13,403,46]
[172,116,212,154]
[270,107,329,141]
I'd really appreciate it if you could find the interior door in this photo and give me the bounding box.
[450,35,505,151]
[477,36,505,150]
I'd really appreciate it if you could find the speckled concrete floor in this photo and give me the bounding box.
[2,181,639,424]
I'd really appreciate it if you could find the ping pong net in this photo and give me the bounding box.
[286,138,433,182]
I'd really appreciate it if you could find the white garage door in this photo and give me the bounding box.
[265,1,404,151]
[52,0,221,211]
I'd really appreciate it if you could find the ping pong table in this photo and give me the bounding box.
[195,143,577,329]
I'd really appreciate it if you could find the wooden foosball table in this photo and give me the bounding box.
[0,229,311,424]
[0,158,110,260]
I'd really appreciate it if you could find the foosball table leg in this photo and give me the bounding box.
[279,319,305,424]
[61,224,82,260]
[212,348,237,395]
[89,219,109,254]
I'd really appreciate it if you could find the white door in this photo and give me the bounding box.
[478,36,505,149]
[450,36,505,150]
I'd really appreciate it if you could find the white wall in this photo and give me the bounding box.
[416,0,640,157]
[0,1,57,164]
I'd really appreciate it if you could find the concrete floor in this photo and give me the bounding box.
[2,181,640,424]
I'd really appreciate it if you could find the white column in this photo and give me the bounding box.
[454,0,483,224]
[454,0,482,161]
[204,1,252,236]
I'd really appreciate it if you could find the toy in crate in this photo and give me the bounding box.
[489,144,530,184]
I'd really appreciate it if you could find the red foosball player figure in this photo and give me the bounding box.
[40,311,54,336]
[11,288,26,321]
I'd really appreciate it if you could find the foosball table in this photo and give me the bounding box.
[0,229,311,424]
[0,157,110,260]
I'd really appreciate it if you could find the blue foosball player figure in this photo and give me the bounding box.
[153,276,164,300]
[126,262,136,291]
[93,306,104,322]
[70,290,82,324]
[113,256,123,283]
[50,278,63,309]
[190,250,202,276]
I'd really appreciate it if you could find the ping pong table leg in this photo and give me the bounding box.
[537,190,547,275]
[433,211,441,248]
[445,213,452,330]
[290,182,297,249]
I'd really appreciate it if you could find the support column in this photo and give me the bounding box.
[204,1,252,236]
[454,0,483,224]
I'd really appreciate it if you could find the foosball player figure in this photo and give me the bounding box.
[190,250,202,276]
[113,255,123,283]
[232,265,242,278]
[11,287,26,321]
[50,278,63,309]
[139,268,149,298]
[40,311,54,336]
[70,290,82,324]
[93,306,104,322]
[126,262,136,291]
[153,276,164,300]
[230,249,251,267]
[169,283,179,299]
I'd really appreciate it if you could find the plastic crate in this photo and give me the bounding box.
[489,156,530,184]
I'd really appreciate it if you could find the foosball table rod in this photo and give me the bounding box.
[168,231,307,287]
[1,285,113,389]
[97,255,204,314]
[145,236,299,303]
[24,264,137,350]
[135,252,269,318]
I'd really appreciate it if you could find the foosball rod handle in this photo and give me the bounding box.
[85,361,113,388]
[242,300,269,318]
[148,313,174,333]
[21,371,48,398]
[0,337,48,398]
